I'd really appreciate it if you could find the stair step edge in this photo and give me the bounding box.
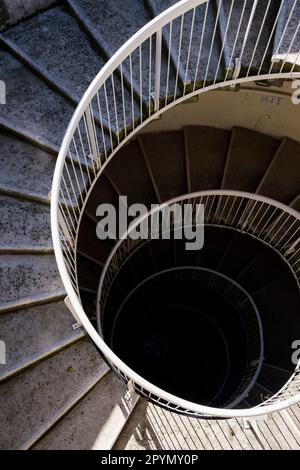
[22,366,111,450]
[0,329,86,383]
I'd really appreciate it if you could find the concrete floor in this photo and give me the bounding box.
[114,398,300,450]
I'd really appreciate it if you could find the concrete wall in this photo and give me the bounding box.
[0,0,56,30]
[143,81,300,143]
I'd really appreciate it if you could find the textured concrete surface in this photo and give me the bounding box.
[0,337,107,449]
[221,0,279,73]
[0,133,56,201]
[114,399,300,450]
[33,372,135,450]
[2,4,136,129]
[0,254,64,307]
[3,5,105,101]
[69,0,173,101]
[0,195,52,249]
[272,0,300,68]
[0,49,74,148]
[148,0,224,84]
[0,300,84,381]
[0,0,56,30]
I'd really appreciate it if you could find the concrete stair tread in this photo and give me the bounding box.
[222,127,280,192]
[223,0,278,75]
[0,131,86,205]
[0,300,85,382]
[0,254,64,309]
[68,0,175,102]
[140,131,187,201]
[85,174,119,216]
[105,139,158,207]
[216,231,266,279]
[0,48,74,149]
[0,337,109,449]
[32,371,138,450]
[272,0,300,70]
[147,0,225,85]
[184,125,230,191]
[2,5,106,101]
[0,194,52,250]
[2,4,136,133]
[77,213,114,265]
[0,133,56,202]
[257,137,300,205]
[253,274,300,370]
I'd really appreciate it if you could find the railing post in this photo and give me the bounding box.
[84,105,100,168]
[154,29,162,113]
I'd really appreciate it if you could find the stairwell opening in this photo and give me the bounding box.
[101,263,263,409]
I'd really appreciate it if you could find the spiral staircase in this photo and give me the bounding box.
[1,0,300,450]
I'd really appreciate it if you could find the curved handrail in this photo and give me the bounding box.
[51,0,300,418]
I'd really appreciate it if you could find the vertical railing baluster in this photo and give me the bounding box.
[111,72,120,145]
[129,53,135,129]
[165,22,173,106]
[183,7,196,95]
[224,0,247,82]
[139,44,143,125]
[148,35,152,117]
[120,63,127,137]
[174,14,184,100]
[203,0,223,87]
[246,0,272,77]
[269,0,298,74]
[82,112,97,176]
[96,90,108,160]
[103,81,114,151]
[280,19,300,73]
[154,29,162,112]
[71,137,88,197]
[239,0,259,67]
[257,1,286,76]
[213,0,235,85]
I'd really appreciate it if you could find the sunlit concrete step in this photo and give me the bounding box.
[0,337,109,449]
[33,371,138,450]
[0,300,85,382]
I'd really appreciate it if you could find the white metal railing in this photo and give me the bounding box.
[51,0,300,417]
